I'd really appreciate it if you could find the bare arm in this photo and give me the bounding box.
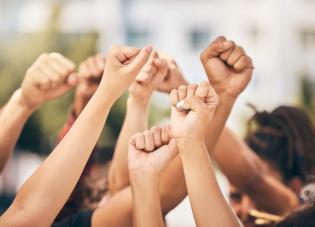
[0,46,152,227]
[108,52,168,194]
[0,90,34,172]
[213,127,299,214]
[200,37,298,214]
[179,140,240,227]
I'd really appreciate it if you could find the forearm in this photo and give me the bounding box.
[0,89,34,172]
[109,97,149,193]
[214,128,298,214]
[2,89,115,226]
[205,95,235,153]
[178,140,240,227]
[130,174,164,227]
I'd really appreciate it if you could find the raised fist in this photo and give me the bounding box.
[170,81,219,140]
[156,52,188,93]
[200,36,254,98]
[128,125,178,174]
[99,45,152,101]
[20,53,77,110]
[129,51,168,103]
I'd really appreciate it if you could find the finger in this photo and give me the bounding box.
[48,58,72,82]
[66,73,79,86]
[200,38,234,63]
[227,46,245,66]
[32,68,50,89]
[184,95,208,113]
[153,58,168,81]
[205,85,219,109]
[134,133,146,150]
[219,41,236,61]
[170,89,179,106]
[161,126,170,144]
[234,55,254,72]
[87,57,100,77]
[144,130,155,152]
[37,65,59,88]
[187,83,198,97]
[214,36,227,43]
[49,53,75,72]
[178,85,188,101]
[195,81,210,98]
[95,54,106,73]
[136,61,156,83]
[126,46,153,74]
[152,126,162,147]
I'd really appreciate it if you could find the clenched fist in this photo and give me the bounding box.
[99,45,152,101]
[77,53,106,99]
[170,81,219,140]
[200,36,254,98]
[157,53,188,93]
[129,51,168,103]
[128,125,178,174]
[20,53,77,110]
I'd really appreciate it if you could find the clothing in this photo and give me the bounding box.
[52,210,94,227]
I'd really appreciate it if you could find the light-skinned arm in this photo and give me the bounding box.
[0,45,152,227]
[128,125,178,227]
[0,53,78,173]
[108,51,168,194]
[170,81,241,227]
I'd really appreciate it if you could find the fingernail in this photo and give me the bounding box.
[144,45,153,54]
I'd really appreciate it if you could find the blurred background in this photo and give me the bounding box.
[0,0,315,225]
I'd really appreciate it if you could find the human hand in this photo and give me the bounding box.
[200,36,254,98]
[99,45,152,101]
[128,51,168,104]
[128,125,178,175]
[156,52,188,93]
[20,53,77,110]
[170,81,219,141]
[76,53,106,100]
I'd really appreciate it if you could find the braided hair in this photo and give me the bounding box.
[245,105,315,183]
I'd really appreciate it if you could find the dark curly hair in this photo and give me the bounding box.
[245,105,315,183]
[55,145,114,222]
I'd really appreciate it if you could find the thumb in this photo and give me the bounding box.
[126,46,152,74]
[66,73,79,87]
[180,95,206,113]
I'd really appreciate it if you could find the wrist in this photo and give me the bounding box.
[176,137,205,148]
[127,95,151,107]
[176,138,206,154]
[14,89,37,114]
[217,93,237,105]
[130,172,159,187]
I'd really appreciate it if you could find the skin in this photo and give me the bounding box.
[200,36,298,214]
[108,51,168,194]
[0,53,77,173]
[0,45,152,227]
[72,54,106,117]
[128,125,178,227]
[170,82,240,227]
[213,127,299,215]
[91,37,255,227]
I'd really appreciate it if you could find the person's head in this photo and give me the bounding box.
[275,203,315,227]
[230,105,315,226]
[55,145,114,222]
